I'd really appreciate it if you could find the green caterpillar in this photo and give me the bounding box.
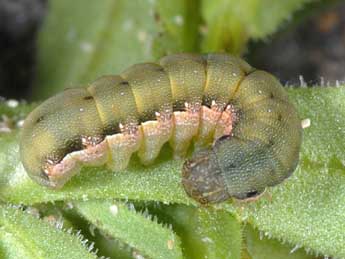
[20,53,302,204]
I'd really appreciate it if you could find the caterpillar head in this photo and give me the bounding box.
[182,149,230,204]
[182,136,269,204]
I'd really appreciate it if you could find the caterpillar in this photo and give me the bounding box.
[20,53,302,204]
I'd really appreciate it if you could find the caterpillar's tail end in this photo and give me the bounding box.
[182,150,230,204]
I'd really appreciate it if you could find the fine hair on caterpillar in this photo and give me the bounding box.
[20,53,302,204]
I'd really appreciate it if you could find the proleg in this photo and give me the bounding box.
[20,53,302,204]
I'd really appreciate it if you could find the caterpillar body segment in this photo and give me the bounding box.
[20,53,302,204]
[182,69,302,203]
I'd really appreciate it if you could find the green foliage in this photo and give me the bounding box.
[75,201,183,259]
[201,0,312,53]
[0,145,191,205]
[34,0,200,99]
[0,0,340,258]
[1,87,342,258]
[146,204,242,259]
[0,205,97,259]
[244,225,315,259]
[236,87,345,258]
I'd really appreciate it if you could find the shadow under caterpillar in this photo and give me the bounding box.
[20,53,302,204]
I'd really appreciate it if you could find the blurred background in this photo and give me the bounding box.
[0,0,344,100]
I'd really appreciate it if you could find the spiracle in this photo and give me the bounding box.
[20,53,302,203]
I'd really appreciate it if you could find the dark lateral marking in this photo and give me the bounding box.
[228,163,236,169]
[138,110,157,122]
[156,67,165,72]
[35,115,45,124]
[270,92,274,99]
[120,81,129,86]
[83,95,94,101]
[245,190,259,198]
[40,170,50,182]
[172,100,187,112]
[277,114,282,121]
[154,12,161,22]
[48,136,87,164]
[103,123,121,136]
[268,139,275,146]
[59,137,84,159]
[201,96,213,108]
[217,134,231,142]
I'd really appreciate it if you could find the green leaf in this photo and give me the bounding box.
[52,202,134,259]
[244,225,316,259]
[0,101,35,121]
[201,0,311,53]
[288,87,345,164]
[34,0,203,100]
[75,200,183,259]
[34,0,182,100]
[235,160,345,258]
[0,205,97,259]
[5,0,343,258]
[0,143,191,205]
[155,0,201,52]
[232,87,345,258]
[147,204,242,259]
[2,87,345,257]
